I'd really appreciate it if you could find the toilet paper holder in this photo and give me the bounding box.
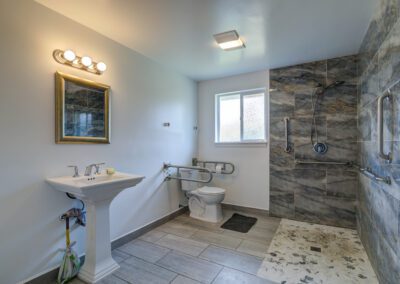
[192,158,235,175]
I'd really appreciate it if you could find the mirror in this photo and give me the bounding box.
[55,72,110,144]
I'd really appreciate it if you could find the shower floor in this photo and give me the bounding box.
[257,219,378,284]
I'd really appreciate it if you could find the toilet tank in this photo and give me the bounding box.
[180,169,200,191]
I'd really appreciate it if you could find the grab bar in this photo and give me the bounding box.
[284,117,291,153]
[192,158,235,174]
[377,90,392,162]
[354,165,391,185]
[295,160,353,166]
[163,163,213,183]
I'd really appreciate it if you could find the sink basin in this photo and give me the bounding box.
[47,172,144,283]
[47,172,144,201]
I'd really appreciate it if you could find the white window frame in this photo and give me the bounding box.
[215,88,268,144]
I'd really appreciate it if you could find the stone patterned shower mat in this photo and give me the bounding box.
[257,219,378,284]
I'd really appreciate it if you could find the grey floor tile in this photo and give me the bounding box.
[114,256,177,284]
[112,249,131,263]
[171,275,201,284]
[199,246,263,275]
[156,234,209,256]
[117,239,170,263]
[98,274,129,284]
[190,229,242,250]
[156,251,222,283]
[236,240,270,258]
[222,226,276,245]
[138,229,167,243]
[212,267,273,284]
[158,220,198,238]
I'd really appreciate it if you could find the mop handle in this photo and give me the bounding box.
[66,217,70,248]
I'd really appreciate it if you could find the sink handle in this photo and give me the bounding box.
[94,163,105,175]
[68,165,80,178]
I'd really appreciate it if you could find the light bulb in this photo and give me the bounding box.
[63,49,76,62]
[96,62,107,72]
[81,56,92,67]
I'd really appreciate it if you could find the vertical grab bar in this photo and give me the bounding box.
[284,117,291,153]
[377,90,392,162]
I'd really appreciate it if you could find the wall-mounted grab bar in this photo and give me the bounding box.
[192,158,235,174]
[295,160,353,166]
[354,164,391,185]
[163,163,213,183]
[284,117,291,153]
[377,90,392,162]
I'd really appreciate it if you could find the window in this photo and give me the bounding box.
[215,89,267,143]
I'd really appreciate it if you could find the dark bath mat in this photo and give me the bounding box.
[221,213,257,233]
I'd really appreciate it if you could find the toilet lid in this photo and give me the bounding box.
[198,186,225,195]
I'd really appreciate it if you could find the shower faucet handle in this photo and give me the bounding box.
[68,165,80,178]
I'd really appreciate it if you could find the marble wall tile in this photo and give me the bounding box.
[270,55,358,228]
[320,84,358,115]
[270,61,326,92]
[295,194,356,228]
[293,88,317,117]
[291,116,326,143]
[270,117,291,142]
[357,1,400,281]
[269,90,294,118]
[369,185,400,255]
[358,107,372,141]
[326,114,357,142]
[269,141,294,170]
[359,55,380,108]
[327,55,359,86]
[327,170,357,199]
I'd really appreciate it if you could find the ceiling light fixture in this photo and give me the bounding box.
[53,49,107,75]
[213,30,245,51]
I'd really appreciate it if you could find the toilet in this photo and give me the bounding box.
[180,170,225,222]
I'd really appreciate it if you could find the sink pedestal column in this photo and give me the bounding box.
[78,199,119,283]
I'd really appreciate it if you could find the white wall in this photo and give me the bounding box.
[197,71,269,210]
[0,1,197,283]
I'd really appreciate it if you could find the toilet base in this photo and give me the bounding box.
[190,203,223,223]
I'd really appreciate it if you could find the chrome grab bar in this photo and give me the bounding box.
[163,163,213,183]
[284,117,291,153]
[355,165,391,185]
[377,89,392,162]
[295,160,353,166]
[192,158,235,174]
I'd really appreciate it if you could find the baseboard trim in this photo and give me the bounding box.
[221,203,269,216]
[24,206,188,284]
[111,206,187,249]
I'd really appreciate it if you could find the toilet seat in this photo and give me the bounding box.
[198,186,225,195]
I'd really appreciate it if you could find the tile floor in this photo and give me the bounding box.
[258,219,378,284]
[69,209,280,284]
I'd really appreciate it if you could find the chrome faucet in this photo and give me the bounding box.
[85,163,105,176]
[68,165,80,177]
[84,164,97,176]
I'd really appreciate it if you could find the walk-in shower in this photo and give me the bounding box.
[310,80,345,154]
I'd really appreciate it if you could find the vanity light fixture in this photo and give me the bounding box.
[53,49,107,75]
[213,30,245,51]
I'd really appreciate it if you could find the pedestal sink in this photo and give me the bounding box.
[47,172,144,283]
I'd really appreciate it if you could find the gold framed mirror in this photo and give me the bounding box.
[55,72,110,144]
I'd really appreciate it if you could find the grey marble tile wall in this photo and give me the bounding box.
[358,0,400,283]
[269,55,358,229]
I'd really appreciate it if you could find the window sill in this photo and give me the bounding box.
[214,141,268,147]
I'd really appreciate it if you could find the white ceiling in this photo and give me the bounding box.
[36,0,376,81]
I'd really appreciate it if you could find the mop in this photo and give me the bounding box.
[57,209,84,284]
